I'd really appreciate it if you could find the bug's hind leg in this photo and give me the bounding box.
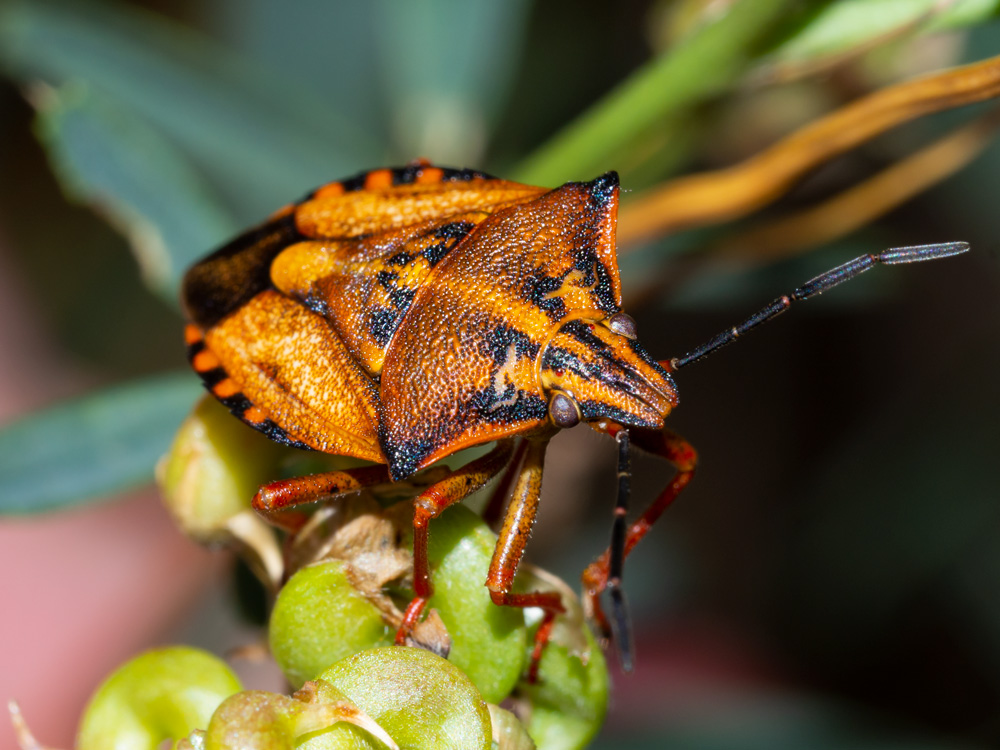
[582,426,697,649]
[396,439,517,642]
[483,437,565,683]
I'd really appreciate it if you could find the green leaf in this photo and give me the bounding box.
[0,0,382,221]
[769,0,938,66]
[372,0,532,163]
[928,0,1000,30]
[33,83,238,302]
[512,0,796,185]
[765,0,1000,71]
[0,372,202,515]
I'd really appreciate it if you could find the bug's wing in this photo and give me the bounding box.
[184,211,384,460]
[295,167,547,239]
[270,212,495,377]
[252,167,552,377]
[379,174,622,479]
[182,166,550,461]
[183,167,547,332]
[187,289,384,461]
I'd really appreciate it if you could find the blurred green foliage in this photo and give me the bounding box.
[2,0,1000,747]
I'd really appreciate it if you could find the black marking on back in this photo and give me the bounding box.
[303,291,332,318]
[423,243,453,267]
[376,270,399,290]
[392,165,421,185]
[587,171,619,207]
[375,270,417,314]
[379,424,435,481]
[469,387,547,424]
[436,221,476,240]
[569,249,618,315]
[389,286,416,312]
[440,167,494,182]
[480,323,540,365]
[182,213,305,329]
[422,220,476,267]
[590,259,618,312]
[186,338,206,359]
[340,173,368,192]
[197,367,228,389]
[305,166,498,202]
[369,308,399,347]
[251,418,313,450]
[523,270,569,320]
[388,250,414,267]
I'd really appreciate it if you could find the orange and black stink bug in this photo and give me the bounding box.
[181,161,968,677]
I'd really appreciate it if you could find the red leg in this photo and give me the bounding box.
[481,439,529,528]
[253,465,394,532]
[484,437,565,682]
[396,440,517,642]
[582,427,698,641]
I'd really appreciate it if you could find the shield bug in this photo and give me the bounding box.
[181,162,968,677]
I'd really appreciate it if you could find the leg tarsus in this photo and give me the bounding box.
[489,588,565,684]
[396,597,428,644]
[583,427,697,660]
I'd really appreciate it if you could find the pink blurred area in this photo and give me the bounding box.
[0,494,225,749]
[0,238,226,749]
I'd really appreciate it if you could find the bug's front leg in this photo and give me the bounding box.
[253,465,396,532]
[483,436,565,683]
[397,439,517,641]
[581,426,698,646]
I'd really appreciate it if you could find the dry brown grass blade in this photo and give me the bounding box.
[617,54,1000,249]
[622,107,1000,309]
[710,106,1000,266]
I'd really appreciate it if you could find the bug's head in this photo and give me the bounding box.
[539,312,678,431]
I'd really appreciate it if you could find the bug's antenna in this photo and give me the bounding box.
[666,242,969,371]
[608,428,635,672]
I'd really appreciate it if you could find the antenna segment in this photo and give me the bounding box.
[667,242,969,371]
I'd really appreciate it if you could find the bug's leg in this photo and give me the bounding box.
[396,439,517,642]
[252,465,395,532]
[582,426,698,646]
[481,439,529,528]
[484,437,565,683]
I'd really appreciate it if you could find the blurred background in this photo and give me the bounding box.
[1,1,1000,748]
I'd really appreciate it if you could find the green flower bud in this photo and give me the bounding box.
[192,682,397,750]
[270,559,393,689]
[304,647,492,750]
[425,504,527,704]
[76,646,241,750]
[521,627,608,750]
[157,396,286,588]
[488,704,536,750]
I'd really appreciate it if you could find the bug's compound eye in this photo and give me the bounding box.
[549,392,581,429]
[606,312,638,340]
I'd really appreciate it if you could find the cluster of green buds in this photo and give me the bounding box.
[16,397,609,749]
